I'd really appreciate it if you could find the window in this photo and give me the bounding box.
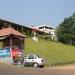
[39,26,44,29]
[28,55,34,59]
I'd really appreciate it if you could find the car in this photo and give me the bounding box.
[23,54,44,68]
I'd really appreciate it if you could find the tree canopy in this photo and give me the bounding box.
[56,13,75,45]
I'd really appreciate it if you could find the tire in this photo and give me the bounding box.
[33,63,38,68]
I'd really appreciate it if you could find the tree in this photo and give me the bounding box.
[56,13,75,45]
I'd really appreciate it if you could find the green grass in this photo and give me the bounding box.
[24,38,75,66]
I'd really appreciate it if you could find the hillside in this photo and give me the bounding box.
[25,38,75,66]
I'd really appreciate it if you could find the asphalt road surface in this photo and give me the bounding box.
[0,63,75,75]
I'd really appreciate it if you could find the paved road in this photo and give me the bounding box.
[0,63,75,75]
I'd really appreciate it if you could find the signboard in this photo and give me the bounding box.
[0,48,10,58]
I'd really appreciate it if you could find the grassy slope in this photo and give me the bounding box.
[25,38,75,66]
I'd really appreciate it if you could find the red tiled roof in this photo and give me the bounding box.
[0,27,27,38]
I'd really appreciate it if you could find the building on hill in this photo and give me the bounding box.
[31,25,55,40]
[38,25,54,34]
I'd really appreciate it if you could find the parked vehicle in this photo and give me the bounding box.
[24,54,44,68]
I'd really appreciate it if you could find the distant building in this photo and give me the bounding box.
[31,25,55,40]
[38,25,55,40]
[38,25,54,34]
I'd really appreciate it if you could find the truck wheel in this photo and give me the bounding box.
[33,63,38,68]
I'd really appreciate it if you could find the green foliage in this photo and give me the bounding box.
[24,38,75,66]
[56,13,75,45]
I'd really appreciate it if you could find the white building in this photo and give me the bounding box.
[31,25,55,40]
[38,25,55,39]
[38,25,54,34]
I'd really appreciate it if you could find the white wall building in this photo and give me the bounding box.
[38,25,55,39]
[31,25,55,40]
[38,25,54,33]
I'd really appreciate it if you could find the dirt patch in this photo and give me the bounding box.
[50,65,75,70]
[1,63,75,75]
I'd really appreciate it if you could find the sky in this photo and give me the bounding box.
[0,0,75,27]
